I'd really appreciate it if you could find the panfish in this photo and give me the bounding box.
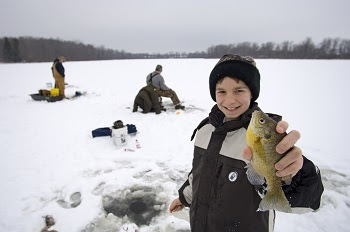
[246,110,292,213]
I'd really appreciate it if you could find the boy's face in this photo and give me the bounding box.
[215,77,252,121]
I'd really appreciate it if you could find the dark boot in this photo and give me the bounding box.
[175,104,185,110]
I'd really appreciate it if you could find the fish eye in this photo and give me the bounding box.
[259,118,266,124]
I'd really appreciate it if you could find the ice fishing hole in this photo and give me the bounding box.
[103,185,166,226]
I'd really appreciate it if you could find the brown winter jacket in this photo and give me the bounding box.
[133,85,161,114]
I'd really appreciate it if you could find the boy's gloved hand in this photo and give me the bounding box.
[243,120,303,178]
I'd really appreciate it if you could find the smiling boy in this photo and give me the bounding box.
[169,54,323,232]
[215,77,252,120]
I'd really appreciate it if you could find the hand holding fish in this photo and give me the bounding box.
[245,111,304,212]
[244,120,303,177]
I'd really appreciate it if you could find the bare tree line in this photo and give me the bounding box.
[1,36,349,63]
[205,37,350,59]
[0,36,133,62]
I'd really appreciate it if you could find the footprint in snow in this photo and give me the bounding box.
[56,192,82,209]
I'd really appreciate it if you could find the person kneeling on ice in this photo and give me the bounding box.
[146,64,185,110]
[169,54,324,232]
[133,85,162,114]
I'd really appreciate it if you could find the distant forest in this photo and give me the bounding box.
[1,36,350,63]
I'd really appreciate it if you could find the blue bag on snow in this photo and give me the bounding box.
[92,127,112,138]
[126,124,137,134]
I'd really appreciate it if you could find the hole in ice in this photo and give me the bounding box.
[103,185,166,226]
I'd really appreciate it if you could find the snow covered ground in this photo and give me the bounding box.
[0,58,349,231]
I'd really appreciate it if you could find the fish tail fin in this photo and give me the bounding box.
[258,190,292,213]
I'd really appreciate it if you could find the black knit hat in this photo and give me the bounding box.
[209,54,260,102]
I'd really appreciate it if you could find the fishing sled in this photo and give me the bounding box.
[30,91,86,102]
[30,93,64,102]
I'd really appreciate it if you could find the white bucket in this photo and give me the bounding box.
[112,127,128,148]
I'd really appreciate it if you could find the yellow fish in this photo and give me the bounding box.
[246,110,292,213]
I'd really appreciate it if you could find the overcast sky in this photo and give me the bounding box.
[1,0,350,53]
